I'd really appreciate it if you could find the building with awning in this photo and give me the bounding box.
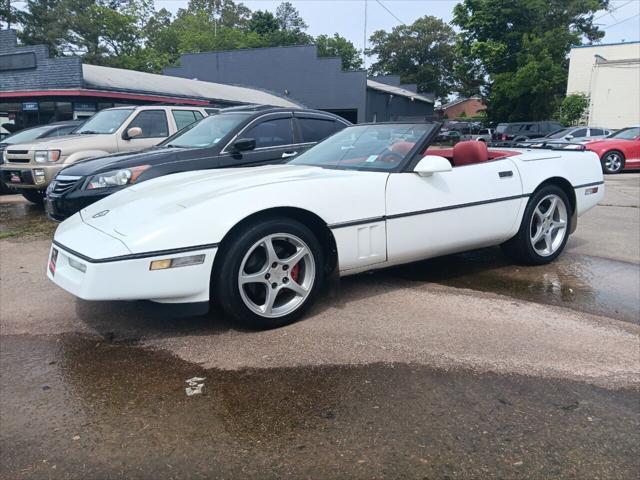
[0,29,299,130]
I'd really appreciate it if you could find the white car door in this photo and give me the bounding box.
[385,158,525,265]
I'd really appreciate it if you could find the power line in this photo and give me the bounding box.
[593,0,634,21]
[603,12,640,29]
[374,0,405,26]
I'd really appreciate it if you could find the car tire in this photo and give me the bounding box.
[501,185,571,265]
[601,150,625,174]
[21,190,45,206]
[213,217,325,329]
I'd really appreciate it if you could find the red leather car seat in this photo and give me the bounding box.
[452,141,489,167]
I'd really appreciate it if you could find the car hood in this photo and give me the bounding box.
[59,147,187,176]
[78,164,388,254]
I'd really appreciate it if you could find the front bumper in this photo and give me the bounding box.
[0,164,63,190]
[48,216,218,304]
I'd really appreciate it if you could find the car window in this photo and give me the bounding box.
[496,124,508,133]
[298,118,339,143]
[523,124,539,133]
[76,108,133,134]
[479,129,489,135]
[608,127,640,140]
[505,124,523,133]
[172,110,201,131]
[571,128,587,138]
[53,125,78,136]
[244,117,293,148]
[161,113,250,148]
[128,110,169,138]
[590,128,604,136]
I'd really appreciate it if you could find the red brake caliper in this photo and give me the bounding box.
[290,263,300,283]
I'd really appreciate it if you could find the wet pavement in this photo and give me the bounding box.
[1,173,639,479]
[2,335,638,480]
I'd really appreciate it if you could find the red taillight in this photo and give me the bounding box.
[502,134,507,140]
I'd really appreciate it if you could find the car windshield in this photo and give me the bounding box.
[607,127,639,140]
[75,108,133,134]
[3,125,54,144]
[546,128,574,139]
[161,113,250,148]
[290,123,436,171]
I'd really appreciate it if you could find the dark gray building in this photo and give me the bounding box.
[164,45,434,123]
[0,29,297,131]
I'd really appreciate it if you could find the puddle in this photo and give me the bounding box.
[1,334,638,479]
[385,248,640,324]
[0,200,57,239]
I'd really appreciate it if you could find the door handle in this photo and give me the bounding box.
[282,151,298,159]
[499,170,513,178]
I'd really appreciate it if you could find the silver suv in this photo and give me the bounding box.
[1,105,207,204]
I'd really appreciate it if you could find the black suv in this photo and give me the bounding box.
[494,121,564,143]
[45,106,350,220]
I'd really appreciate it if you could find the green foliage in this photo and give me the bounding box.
[453,0,608,122]
[316,33,363,71]
[555,93,589,125]
[367,16,457,102]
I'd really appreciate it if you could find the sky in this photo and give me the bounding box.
[155,0,640,67]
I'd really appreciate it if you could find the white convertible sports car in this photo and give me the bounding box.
[48,123,604,328]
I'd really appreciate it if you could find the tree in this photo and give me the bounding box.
[316,33,363,71]
[555,93,589,125]
[453,0,608,122]
[367,16,457,102]
[275,1,307,32]
[16,0,70,56]
[248,10,280,36]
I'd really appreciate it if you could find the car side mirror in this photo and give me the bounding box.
[414,155,453,177]
[565,135,573,140]
[123,127,142,140]
[231,137,256,152]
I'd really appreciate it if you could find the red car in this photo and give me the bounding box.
[585,126,640,174]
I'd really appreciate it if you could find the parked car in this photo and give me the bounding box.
[542,126,612,144]
[0,120,83,194]
[44,106,351,221]
[585,126,640,174]
[492,123,509,141]
[0,105,208,205]
[462,128,493,142]
[495,121,564,143]
[435,130,461,143]
[47,122,603,329]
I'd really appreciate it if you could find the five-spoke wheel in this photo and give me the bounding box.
[502,185,571,265]
[238,233,315,318]
[214,217,324,329]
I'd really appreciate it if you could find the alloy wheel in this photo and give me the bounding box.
[529,194,568,257]
[604,152,623,173]
[238,233,315,318]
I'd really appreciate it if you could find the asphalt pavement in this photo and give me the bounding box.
[1,173,639,479]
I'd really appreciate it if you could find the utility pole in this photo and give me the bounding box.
[363,0,367,68]
[6,0,11,30]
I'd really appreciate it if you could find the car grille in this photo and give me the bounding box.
[5,149,30,163]
[51,175,82,195]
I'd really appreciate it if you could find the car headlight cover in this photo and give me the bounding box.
[85,165,150,190]
[34,150,61,163]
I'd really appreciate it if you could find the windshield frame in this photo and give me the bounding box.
[75,108,134,135]
[289,121,442,174]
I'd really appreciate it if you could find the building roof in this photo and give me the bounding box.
[366,79,434,104]
[81,64,301,108]
[572,40,640,49]
[441,96,483,110]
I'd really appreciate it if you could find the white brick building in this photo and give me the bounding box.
[567,41,640,129]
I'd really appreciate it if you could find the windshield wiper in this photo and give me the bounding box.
[164,144,186,148]
[78,130,101,135]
